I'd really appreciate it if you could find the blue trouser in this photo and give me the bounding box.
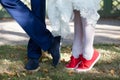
[0,0,54,59]
[27,0,46,59]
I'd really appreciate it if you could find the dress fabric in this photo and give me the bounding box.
[47,0,100,38]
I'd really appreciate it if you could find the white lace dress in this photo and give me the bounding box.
[47,0,100,38]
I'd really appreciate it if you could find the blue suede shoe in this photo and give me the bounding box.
[48,36,61,67]
[25,59,40,71]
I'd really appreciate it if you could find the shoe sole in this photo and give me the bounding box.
[75,53,101,72]
[65,61,82,70]
[25,66,40,72]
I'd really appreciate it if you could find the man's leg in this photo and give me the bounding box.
[0,0,52,50]
[0,0,60,67]
[27,0,46,59]
[25,0,45,70]
[28,0,61,67]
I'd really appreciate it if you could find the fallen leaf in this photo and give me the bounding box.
[110,69,115,76]
[16,72,20,77]
[22,72,26,77]
[68,70,74,76]
[43,68,49,73]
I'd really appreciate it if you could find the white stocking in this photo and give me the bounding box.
[72,10,83,58]
[82,18,95,60]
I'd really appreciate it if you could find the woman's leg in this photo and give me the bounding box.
[72,10,83,58]
[65,10,83,69]
[75,17,100,72]
[82,18,95,60]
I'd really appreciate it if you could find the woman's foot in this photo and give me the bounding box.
[66,55,82,70]
[75,50,100,72]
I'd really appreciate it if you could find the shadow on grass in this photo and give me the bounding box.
[0,44,120,80]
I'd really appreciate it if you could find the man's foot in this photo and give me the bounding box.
[25,59,40,71]
[48,36,61,67]
[66,55,82,70]
[75,50,100,72]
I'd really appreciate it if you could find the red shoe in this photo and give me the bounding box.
[65,55,82,70]
[75,50,100,72]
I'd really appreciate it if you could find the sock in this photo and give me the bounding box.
[82,18,95,60]
[72,11,83,58]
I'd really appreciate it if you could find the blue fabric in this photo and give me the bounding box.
[27,0,46,59]
[0,0,54,53]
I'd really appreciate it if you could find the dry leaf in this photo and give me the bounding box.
[60,59,66,63]
[68,70,74,76]
[4,71,16,76]
[16,72,20,77]
[110,69,115,76]
[43,68,49,73]
[22,72,26,77]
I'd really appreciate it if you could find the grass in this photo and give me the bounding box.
[0,44,120,80]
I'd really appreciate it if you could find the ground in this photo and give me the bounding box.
[0,44,120,80]
[0,18,120,80]
[0,18,120,45]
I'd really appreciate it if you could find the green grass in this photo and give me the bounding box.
[0,44,120,80]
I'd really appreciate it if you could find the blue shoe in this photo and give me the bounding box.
[25,59,40,71]
[48,36,61,67]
